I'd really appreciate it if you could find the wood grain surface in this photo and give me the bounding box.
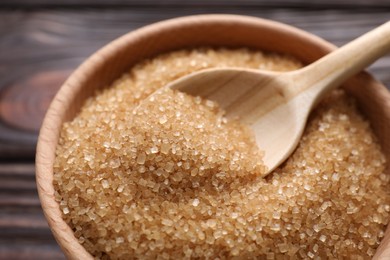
[0,2,389,259]
[1,0,390,8]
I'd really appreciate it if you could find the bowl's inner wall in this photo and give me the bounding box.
[64,18,332,123]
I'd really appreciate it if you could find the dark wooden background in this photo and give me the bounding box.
[0,1,389,259]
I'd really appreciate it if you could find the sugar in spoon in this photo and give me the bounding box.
[141,21,390,175]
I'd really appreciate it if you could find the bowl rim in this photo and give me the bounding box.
[35,14,390,259]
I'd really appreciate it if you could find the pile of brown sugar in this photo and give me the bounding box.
[54,48,390,259]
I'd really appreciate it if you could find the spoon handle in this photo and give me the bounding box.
[291,21,390,98]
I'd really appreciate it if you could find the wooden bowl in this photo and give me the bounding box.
[36,14,390,259]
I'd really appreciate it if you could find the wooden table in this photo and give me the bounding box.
[0,1,389,259]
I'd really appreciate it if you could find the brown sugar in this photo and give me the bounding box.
[53,48,390,259]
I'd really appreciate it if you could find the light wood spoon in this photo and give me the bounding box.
[143,21,390,174]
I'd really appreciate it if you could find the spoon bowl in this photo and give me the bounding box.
[150,21,390,173]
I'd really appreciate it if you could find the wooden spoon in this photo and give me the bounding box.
[142,21,390,174]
